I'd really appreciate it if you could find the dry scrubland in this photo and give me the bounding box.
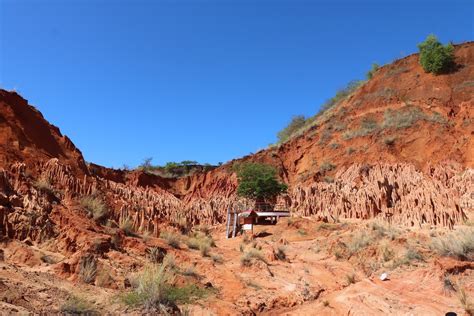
[1,217,473,315]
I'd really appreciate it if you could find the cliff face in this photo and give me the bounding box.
[0,43,473,246]
[0,90,88,176]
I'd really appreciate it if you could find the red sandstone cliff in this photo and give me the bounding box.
[0,42,473,245]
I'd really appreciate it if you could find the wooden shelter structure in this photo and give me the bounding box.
[225,202,290,238]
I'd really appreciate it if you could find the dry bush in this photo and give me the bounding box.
[347,232,372,255]
[241,248,268,267]
[119,217,135,236]
[122,261,211,312]
[181,266,199,278]
[61,295,97,315]
[211,254,223,264]
[274,246,287,261]
[458,286,474,316]
[79,255,97,284]
[80,196,108,222]
[345,273,357,285]
[160,231,181,249]
[33,176,54,194]
[431,229,474,260]
[96,268,114,288]
[147,247,167,263]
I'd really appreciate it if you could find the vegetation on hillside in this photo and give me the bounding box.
[234,162,287,203]
[418,34,454,74]
[277,115,306,143]
[275,79,363,145]
[137,157,217,178]
[275,34,456,146]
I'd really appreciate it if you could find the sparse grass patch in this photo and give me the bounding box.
[342,116,379,140]
[369,221,399,240]
[405,248,424,262]
[241,248,268,267]
[186,232,215,257]
[160,231,181,249]
[347,232,372,255]
[431,228,474,261]
[81,196,108,223]
[379,243,394,262]
[61,295,97,315]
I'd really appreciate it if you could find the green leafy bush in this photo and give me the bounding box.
[277,115,306,143]
[418,34,454,74]
[235,163,287,202]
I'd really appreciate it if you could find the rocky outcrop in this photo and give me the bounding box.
[287,163,471,228]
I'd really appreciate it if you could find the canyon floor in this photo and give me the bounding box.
[1,217,473,315]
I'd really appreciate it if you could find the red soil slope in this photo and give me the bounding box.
[0,90,88,176]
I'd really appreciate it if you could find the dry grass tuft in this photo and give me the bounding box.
[431,229,474,261]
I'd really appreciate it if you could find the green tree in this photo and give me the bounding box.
[235,163,287,203]
[418,34,454,74]
[277,115,306,143]
[180,160,198,166]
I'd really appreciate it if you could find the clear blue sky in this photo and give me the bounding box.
[1,0,472,168]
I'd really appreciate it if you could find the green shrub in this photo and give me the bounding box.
[418,34,454,74]
[366,63,380,79]
[235,163,287,203]
[80,196,108,222]
[277,115,306,143]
